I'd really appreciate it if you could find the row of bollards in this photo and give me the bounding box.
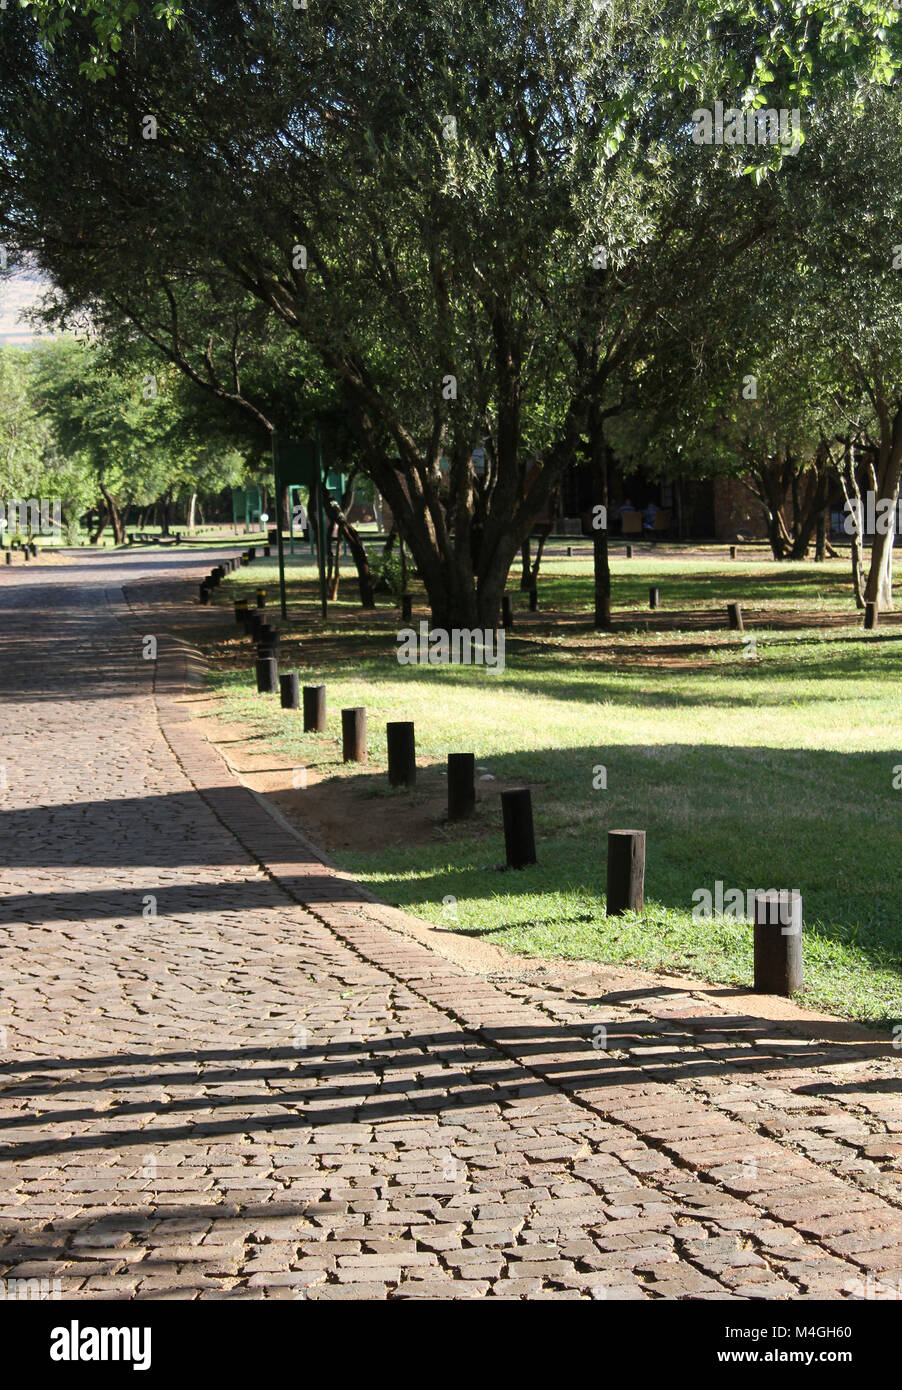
[3,541,37,564]
[604,826,802,995]
[200,551,249,604]
[224,555,802,997]
[253,659,517,841]
[605,828,800,995]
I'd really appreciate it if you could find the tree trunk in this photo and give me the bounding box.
[520,523,552,590]
[839,443,865,607]
[590,413,612,629]
[789,447,829,560]
[749,466,789,559]
[867,524,896,610]
[187,490,197,534]
[520,538,531,589]
[815,504,827,562]
[98,482,124,544]
[864,401,902,611]
[320,486,376,608]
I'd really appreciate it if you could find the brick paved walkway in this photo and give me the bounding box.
[2,551,902,1300]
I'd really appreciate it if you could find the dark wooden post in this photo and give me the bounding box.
[606,829,646,915]
[342,707,367,762]
[256,588,266,609]
[4,552,10,566]
[730,544,737,559]
[864,602,878,630]
[502,595,513,629]
[528,587,538,612]
[256,656,279,694]
[256,624,279,658]
[447,752,475,821]
[401,594,413,623]
[234,598,249,626]
[649,587,659,610]
[753,890,803,995]
[303,684,327,732]
[501,788,536,868]
[199,584,211,605]
[727,602,744,631]
[566,545,573,557]
[280,672,300,709]
[247,547,256,560]
[387,721,416,786]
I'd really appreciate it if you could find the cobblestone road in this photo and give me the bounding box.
[2,551,902,1300]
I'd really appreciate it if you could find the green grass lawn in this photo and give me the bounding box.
[203,550,902,1025]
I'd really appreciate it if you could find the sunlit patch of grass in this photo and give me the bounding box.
[203,553,902,1024]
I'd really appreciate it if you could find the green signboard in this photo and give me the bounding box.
[273,436,317,488]
[231,485,263,532]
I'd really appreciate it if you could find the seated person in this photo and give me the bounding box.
[642,501,660,531]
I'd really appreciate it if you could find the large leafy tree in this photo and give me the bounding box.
[3,2,899,620]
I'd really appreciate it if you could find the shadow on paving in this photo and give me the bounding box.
[0,1197,320,1297]
[0,1022,896,1164]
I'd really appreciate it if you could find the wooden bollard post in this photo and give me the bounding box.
[865,602,878,630]
[727,602,744,631]
[256,656,279,694]
[303,684,327,732]
[263,545,271,557]
[502,595,513,629]
[247,547,256,560]
[753,890,803,995]
[649,586,659,610]
[341,707,367,763]
[501,788,536,868]
[447,752,475,821]
[234,598,249,626]
[386,721,416,787]
[730,545,737,560]
[625,544,633,559]
[606,829,646,915]
[401,594,413,623]
[566,545,573,557]
[280,672,300,710]
[256,588,266,609]
[4,552,10,566]
[199,583,211,604]
[528,587,538,613]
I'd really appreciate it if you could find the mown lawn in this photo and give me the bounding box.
[202,550,902,1024]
